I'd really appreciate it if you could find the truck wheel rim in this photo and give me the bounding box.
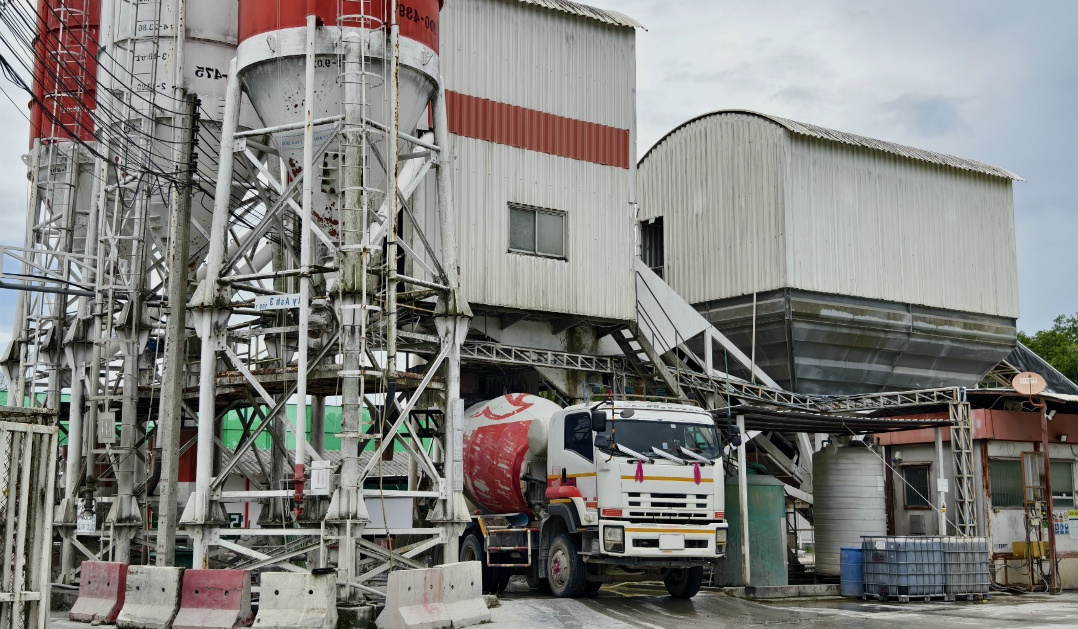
[550,547,569,588]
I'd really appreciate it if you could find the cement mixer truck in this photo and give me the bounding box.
[460,394,728,599]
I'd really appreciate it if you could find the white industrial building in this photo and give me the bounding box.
[638,110,1023,394]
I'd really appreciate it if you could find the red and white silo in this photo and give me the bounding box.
[30,0,100,145]
[234,0,443,240]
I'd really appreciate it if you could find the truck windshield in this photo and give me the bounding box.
[597,420,721,460]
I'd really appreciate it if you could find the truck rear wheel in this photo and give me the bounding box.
[460,533,496,594]
[547,534,586,598]
[664,566,704,599]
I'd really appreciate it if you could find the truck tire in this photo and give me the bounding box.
[583,581,603,594]
[547,534,586,598]
[460,534,496,593]
[525,574,551,593]
[663,566,704,599]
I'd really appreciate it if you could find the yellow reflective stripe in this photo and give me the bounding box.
[549,498,572,504]
[619,475,713,483]
[624,528,714,535]
[546,472,597,481]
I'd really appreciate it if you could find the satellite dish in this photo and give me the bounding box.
[1012,371,1047,396]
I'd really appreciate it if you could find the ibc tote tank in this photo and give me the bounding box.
[813,443,887,577]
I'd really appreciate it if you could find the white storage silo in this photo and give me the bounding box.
[813,443,887,577]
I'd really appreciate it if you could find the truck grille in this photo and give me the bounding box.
[627,492,710,511]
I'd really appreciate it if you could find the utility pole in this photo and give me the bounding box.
[156,93,198,566]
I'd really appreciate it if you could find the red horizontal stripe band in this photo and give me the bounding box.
[446,91,630,169]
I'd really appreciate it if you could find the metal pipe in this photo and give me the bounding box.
[233,115,343,138]
[737,413,750,585]
[292,13,318,517]
[385,0,400,411]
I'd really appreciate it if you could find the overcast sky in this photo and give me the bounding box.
[0,0,1074,351]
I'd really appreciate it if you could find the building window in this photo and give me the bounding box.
[1052,461,1075,509]
[990,459,1023,508]
[563,412,593,462]
[903,465,931,508]
[509,203,565,258]
[641,217,664,278]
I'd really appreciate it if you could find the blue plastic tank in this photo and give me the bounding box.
[840,546,864,597]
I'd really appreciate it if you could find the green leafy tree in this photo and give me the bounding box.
[1018,313,1078,383]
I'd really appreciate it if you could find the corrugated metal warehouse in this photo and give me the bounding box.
[436,0,640,323]
[638,110,1023,394]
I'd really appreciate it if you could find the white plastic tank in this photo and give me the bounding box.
[812,443,887,577]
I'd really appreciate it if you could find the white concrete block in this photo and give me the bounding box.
[376,567,450,629]
[438,562,490,627]
[116,566,184,629]
[254,572,338,629]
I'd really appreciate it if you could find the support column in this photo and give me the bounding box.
[185,58,242,568]
[311,396,326,457]
[59,367,85,582]
[737,414,750,586]
[432,77,473,561]
[935,427,947,535]
[1040,399,1058,592]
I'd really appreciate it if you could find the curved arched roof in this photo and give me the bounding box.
[640,109,1022,181]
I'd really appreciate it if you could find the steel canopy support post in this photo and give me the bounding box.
[935,427,947,534]
[737,414,750,586]
[186,58,242,568]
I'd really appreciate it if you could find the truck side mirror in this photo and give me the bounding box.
[591,410,607,432]
[728,429,741,447]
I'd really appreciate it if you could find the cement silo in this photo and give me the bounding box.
[235,0,442,241]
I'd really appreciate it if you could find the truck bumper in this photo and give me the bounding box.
[599,520,728,559]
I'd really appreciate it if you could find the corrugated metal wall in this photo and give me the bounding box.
[786,136,1019,318]
[438,0,637,321]
[638,112,1020,319]
[637,114,789,306]
[441,0,635,130]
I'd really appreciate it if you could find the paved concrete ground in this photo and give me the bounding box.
[52,585,1078,628]
[490,584,1078,628]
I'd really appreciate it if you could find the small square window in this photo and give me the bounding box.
[990,459,1023,508]
[903,464,931,508]
[508,203,566,258]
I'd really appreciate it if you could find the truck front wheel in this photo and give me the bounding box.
[664,566,704,599]
[547,534,586,598]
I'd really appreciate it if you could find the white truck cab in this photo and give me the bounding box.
[538,400,728,597]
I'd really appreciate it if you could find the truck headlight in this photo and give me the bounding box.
[715,528,727,546]
[604,525,625,552]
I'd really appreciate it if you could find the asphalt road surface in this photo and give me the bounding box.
[489,583,1078,628]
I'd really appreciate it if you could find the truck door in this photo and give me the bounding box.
[550,412,598,510]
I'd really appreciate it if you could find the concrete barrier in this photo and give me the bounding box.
[376,561,489,629]
[69,561,128,623]
[172,569,254,629]
[116,566,184,629]
[439,562,489,627]
[377,566,448,629]
[252,572,337,629]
